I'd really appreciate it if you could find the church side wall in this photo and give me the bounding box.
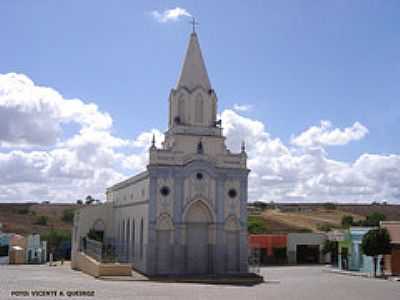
[110,177,150,274]
[71,203,113,269]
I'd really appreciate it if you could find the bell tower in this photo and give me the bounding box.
[168,32,218,129]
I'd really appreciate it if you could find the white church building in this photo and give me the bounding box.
[72,30,250,276]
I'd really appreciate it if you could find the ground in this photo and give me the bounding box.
[0,264,399,300]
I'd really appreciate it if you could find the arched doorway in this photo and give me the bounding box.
[185,200,213,274]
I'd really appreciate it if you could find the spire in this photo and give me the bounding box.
[150,133,156,150]
[176,32,211,91]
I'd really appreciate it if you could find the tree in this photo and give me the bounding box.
[34,215,48,226]
[341,215,354,228]
[85,195,95,205]
[248,216,268,234]
[364,212,386,226]
[324,202,337,210]
[322,240,337,255]
[42,229,71,259]
[62,209,75,223]
[361,228,391,277]
[317,223,334,232]
[76,199,83,205]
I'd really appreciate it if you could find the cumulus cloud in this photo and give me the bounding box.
[233,104,253,112]
[0,73,112,147]
[151,7,191,23]
[0,73,150,202]
[222,109,399,203]
[0,72,399,204]
[291,120,368,148]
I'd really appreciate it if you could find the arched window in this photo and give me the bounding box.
[126,219,130,261]
[121,219,125,257]
[131,219,136,257]
[132,219,135,258]
[140,218,144,259]
[195,94,204,124]
[178,96,185,123]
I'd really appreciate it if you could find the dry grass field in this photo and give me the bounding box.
[0,203,78,235]
[261,208,364,233]
[1,202,399,236]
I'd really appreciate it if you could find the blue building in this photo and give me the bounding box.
[338,227,382,275]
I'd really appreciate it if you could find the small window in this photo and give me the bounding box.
[160,186,170,197]
[228,189,237,198]
[196,172,204,180]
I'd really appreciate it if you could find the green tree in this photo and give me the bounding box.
[322,240,337,255]
[364,212,386,226]
[87,228,104,242]
[341,215,354,228]
[76,199,83,205]
[317,223,334,232]
[85,195,94,205]
[34,215,48,226]
[247,216,268,234]
[42,229,71,259]
[361,228,391,277]
[17,207,29,215]
[323,202,337,210]
[62,209,75,223]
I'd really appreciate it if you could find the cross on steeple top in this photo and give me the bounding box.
[189,16,199,33]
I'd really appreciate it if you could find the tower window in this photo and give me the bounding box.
[160,186,170,197]
[196,172,204,180]
[228,189,237,198]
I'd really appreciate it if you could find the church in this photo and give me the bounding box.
[72,29,250,276]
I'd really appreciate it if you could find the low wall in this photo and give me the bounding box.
[74,252,131,278]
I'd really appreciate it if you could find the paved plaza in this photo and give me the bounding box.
[0,264,399,300]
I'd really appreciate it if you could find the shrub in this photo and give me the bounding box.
[341,215,354,228]
[87,228,103,242]
[298,228,313,233]
[273,247,287,259]
[247,216,268,234]
[42,228,71,257]
[317,223,333,232]
[364,212,386,226]
[17,208,29,215]
[322,240,337,254]
[323,203,337,210]
[34,215,48,226]
[62,209,75,223]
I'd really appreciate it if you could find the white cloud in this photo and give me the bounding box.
[233,104,253,112]
[291,120,368,148]
[151,7,191,23]
[0,72,399,204]
[222,110,399,203]
[0,73,112,147]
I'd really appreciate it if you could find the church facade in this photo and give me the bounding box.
[72,31,249,275]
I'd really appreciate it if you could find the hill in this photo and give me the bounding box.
[0,203,79,236]
[248,203,400,234]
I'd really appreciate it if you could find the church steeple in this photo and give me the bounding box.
[168,31,217,131]
[176,32,211,91]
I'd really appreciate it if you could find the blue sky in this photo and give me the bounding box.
[0,1,399,203]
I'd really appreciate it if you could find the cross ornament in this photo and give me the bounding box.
[189,16,199,33]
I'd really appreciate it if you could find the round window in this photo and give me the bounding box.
[196,172,204,180]
[228,189,237,198]
[160,186,170,197]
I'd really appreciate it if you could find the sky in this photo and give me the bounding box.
[0,1,399,203]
